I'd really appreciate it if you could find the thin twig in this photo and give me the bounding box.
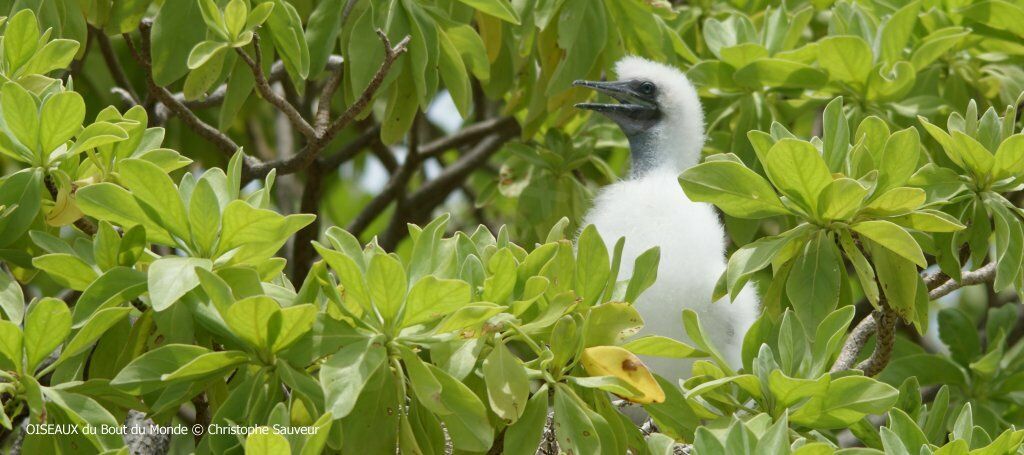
[245,31,409,179]
[236,33,317,140]
[94,29,140,105]
[419,117,518,158]
[125,24,245,161]
[321,30,410,146]
[315,67,343,132]
[378,126,518,249]
[928,262,997,300]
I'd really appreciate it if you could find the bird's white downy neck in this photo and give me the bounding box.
[614,56,705,178]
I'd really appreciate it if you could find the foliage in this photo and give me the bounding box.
[1,0,1024,454]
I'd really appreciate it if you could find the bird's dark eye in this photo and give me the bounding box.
[638,81,656,96]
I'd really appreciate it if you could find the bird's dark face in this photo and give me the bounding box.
[573,79,662,136]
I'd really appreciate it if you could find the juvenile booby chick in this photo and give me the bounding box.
[575,57,759,381]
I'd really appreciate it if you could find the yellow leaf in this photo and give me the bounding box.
[580,346,665,404]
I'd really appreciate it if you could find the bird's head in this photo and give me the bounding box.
[574,56,705,176]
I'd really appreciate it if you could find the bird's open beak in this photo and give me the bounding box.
[572,80,659,122]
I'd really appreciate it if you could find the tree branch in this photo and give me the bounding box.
[419,117,518,158]
[93,28,140,105]
[245,31,409,179]
[125,23,247,163]
[832,262,999,375]
[928,262,997,300]
[236,33,318,140]
[321,30,410,146]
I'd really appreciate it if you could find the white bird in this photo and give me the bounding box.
[575,56,759,382]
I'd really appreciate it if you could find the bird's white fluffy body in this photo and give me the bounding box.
[581,57,759,381]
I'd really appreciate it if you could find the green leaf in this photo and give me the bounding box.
[764,139,832,215]
[482,342,530,423]
[403,276,471,327]
[869,244,919,320]
[72,266,147,327]
[861,187,926,217]
[818,178,867,221]
[187,40,228,69]
[264,0,310,81]
[786,231,841,335]
[23,39,80,76]
[622,336,706,359]
[877,127,921,193]
[0,169,42,246]
[367,253,407,322]
[118,159,191,242]
[24,298,71,373]
[888,210,965,233]
[1,82,39,153]
[553,384,601,454]
[437,29,472,117]
[77,183,175,244]
[111,344,210,393]
[852,220,926,267]
[225,296,279,350]
[0,270,24,324]
[623,246,660,303]
[818,35,873,84]
[961,0,1024,39]
[66,122,130,158]
[148,257,213,311]
[217,200,314,265]
[224,0,248,39]
[188,178,222,256]
[56,307,131,366]
[430,363,494,451]
[304,0,343,76]
[822,97,849,172]
[0,321,22,373]
[455,0,521,24]
[319,335,386,419]
[246,430,291,455]
[3,10,39,72]
[504,386,550,455]
[396,345,448,415]
[733,59,828,89]
[880,1,921,63]
[161,350,249,382]
[993,134,1024,180]
[32,253,98,291]
[39,91,85,155]
[839,230,879,307]
[271,304,317,353]
[575,225,610,307]
[683,309,732,374]
[951,130,995,180]
[791,376,898,429]
[679,161,788,219]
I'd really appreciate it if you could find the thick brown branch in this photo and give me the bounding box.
[236,33,317,140]
[347,150,421,238]
[832,262,999,375]
[852,307,897,377]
